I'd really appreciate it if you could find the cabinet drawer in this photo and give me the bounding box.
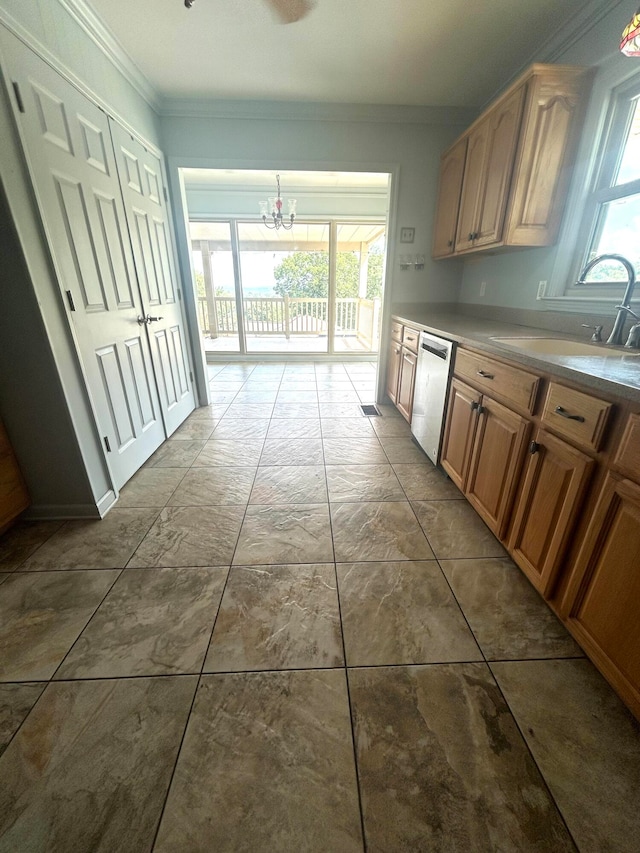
[402,326,420,353]
[391,321,403,343]
[612,412,640,481]
[454,348,540,413]
[541,383,612,452]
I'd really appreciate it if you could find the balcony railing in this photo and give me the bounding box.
[197,295,380,346]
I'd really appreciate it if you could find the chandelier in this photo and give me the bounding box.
[260,174,297,230]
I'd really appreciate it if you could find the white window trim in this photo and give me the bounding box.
[542,57,640,310]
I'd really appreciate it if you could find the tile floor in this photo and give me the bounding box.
[1,360,639,852]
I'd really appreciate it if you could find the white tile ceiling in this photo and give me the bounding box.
[84,0,594,107]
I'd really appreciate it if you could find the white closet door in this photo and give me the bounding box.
[110,122,195,435]
[3,37,166,488]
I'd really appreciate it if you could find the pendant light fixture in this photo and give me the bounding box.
[621,8,640,56]
[259,174,297,230]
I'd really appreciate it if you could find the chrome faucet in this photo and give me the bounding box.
[576,254,637,346]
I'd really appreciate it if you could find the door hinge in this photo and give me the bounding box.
[189,371,193,382]
[12,82,25,114]
[103,435,111,453]
[65,290,76,311]
[177,288,182,301]
[163,186,168,202]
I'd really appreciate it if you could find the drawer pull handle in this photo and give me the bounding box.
[470,400,479,411]
[529,440,540,455]
[477,370,494,379]
[554,406,585,423]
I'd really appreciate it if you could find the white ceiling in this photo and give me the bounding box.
[85,0,591,107]
[181,168,389,189]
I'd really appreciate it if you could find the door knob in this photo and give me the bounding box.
[136,315,147,325]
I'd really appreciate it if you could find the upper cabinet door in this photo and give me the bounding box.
[110,123,196,436]
[473,86,525,247]
[432,138,467,258]
[3,37,166,489]
[455,119,489,252]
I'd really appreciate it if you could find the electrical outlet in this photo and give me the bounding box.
[479,281,486,297]
[537,280,547,299]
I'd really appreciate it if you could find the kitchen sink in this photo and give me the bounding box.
[490,337,640,358]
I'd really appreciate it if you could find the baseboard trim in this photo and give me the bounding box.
[23,491,118,520]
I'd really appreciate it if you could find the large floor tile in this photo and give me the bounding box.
[0,683,46,756]
[168,417,217,441]
[331,502,434,562]
[233,504,334,565]
[20,509,159,570]
[194,439,264,467]
[491,659,640,853]
[210,418,270,439]
[249,465,327,504]
[412,499,508,559]
[190,403,228,419]
[266,418,322,439]
[326,464,405,502]
[0,570,118,681]
[370,416,412,437]
[0,521,64,571]
[167,467,256,506]
[276,390,318,403]
[322,437,387,465]
[349,664,575,852]
[154,670,363,853]
[0,676,197,852]
[272,402,319,419]
[205,563,343,672]
[393,462,463,500]
[56,567,228,679]
[128,505,245,567]
[442,557,582,660]
[377,435,429,464]
[116,468,187,508]
[320,417,375,437]
[337,561,481,666]
[319,403,365,419]
[143,440,206,468]
[260,438,324,465]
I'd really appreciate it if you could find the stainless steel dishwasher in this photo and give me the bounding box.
[410,331,455,465]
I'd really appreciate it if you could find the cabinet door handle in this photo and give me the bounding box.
[529,440,540,454]
[447,239,453,247]
[554,405,585,423]
[477,370,494,379]
[469,400,479,411]
[477,405,486,415]
[468,232,474,241]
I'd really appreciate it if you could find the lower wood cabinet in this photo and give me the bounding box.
[0,419,29,531]
[508,428,594,597]
[441,378,529,538]
[386,338,402,404]
[396,348,417,422]
[561,474,640,718]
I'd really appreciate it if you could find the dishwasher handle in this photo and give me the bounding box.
[420,340,449,360]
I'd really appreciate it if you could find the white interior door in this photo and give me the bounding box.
[3,36,166,488]
[110,122,195,435]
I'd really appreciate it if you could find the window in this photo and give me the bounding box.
[573,76,640,290]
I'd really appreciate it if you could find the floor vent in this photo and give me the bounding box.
[361,404,381,416]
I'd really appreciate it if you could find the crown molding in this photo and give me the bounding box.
[157,97,477,126]
[478,0,628,111]
[57,0,158,109]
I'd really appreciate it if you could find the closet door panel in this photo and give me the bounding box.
[110,123,195,434]
[4,36,166,488]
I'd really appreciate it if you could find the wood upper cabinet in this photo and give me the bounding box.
[561,473,640,719]
[455,87,525,252]
[432,138,467,258]
[508,428,594,597]
[433,64,593,258]
[465,395,530,538]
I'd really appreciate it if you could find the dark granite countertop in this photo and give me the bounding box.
[392,305,640,403]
